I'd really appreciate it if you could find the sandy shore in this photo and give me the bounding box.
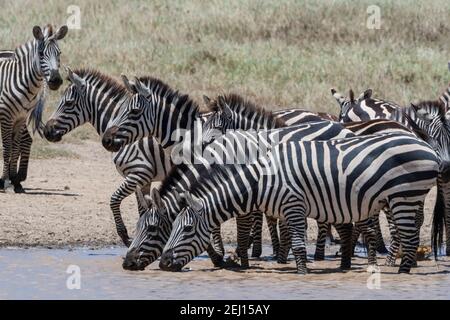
[0,140,438,248]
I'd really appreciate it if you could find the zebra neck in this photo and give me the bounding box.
[12,41,44,101]
[152,99,199,150]
[87,88,129,137]
[439,87,450,109]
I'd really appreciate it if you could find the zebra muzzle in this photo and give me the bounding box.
[159,250,183,272]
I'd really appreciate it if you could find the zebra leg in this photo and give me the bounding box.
[235,215,252,268]
[0,120,13,190]
[351,223,362,256]
[8,128,22,192]
[372,213,388,254]
[356,219,377,266]
[12,124,31,193]
[206,244,226,268]
[390,200,421,273]
[277,219,291,264]
[385,207,400,266]
[211,226,225,258]
[284,215,308,274]
[314,221,329,261]
[110,175,144,247]
[441,181,450,256]
[266,216,280,258]
[249,211,263,258]
[334,223,353,270]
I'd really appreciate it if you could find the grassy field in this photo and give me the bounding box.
[1,0,449,157]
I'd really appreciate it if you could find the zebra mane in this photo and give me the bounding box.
[136,76,201,116]
[207,93,286,128]
[70,68,129,100]
[411,99,447,119]
[157,163,194,200]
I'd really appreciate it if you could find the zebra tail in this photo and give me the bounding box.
[431,182,445,260]
[27,95,45,138]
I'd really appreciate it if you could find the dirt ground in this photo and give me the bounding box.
[0,140,439,248]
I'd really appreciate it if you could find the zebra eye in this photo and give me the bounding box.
[65,99,75,107]
[147,225,157,233]
[183,225,193,233]
[130,108,143,116]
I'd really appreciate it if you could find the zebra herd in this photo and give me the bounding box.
[2,25,450,275]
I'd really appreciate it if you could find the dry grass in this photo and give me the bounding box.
[1,0,450,158]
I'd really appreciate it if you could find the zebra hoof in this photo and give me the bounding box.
[251,249,262,258]
[314,253,325,261]
[0,179,4,190]
[376,246,389,254]
[296,269,308,275]
[385,257,396,267]
[14,184,25,194]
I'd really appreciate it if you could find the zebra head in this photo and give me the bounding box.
[123,189,171,271]
[102,75,152,152]
[32,25,68,90]
[159,191,208,272]
[44,67,87,142]
[331,88,372,122]
[410,101,450,162]
[201,95,233,144]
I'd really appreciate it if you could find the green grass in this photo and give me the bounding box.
[1,0,450,159]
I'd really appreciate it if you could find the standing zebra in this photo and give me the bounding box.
[333,88,450,256]
[0,25,67,193]
[159,130,441,274]
[43,67,172,246]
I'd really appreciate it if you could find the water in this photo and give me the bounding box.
[0,246,449,299]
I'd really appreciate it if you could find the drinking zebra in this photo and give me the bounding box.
[332,88,450,256]
[0,24,67,193]
[159,129,442,274]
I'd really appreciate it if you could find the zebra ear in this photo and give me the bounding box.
[349,89,355,104]
[33,26,44,41]
[222,102,233,119]
[134,78,152,98]
[331,88,346,107]
[143,194,152,208]
[151,188,163,210]
[203,95,211,105]
[54,25,68,40]
[66,66,86,91]
[357,89,372,102]
[183,191,203,212]
[121,74,137,94]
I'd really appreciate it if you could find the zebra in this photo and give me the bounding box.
[122,116,358,271]
[159,129,443,274]
[332,88,450,256]
[0,24,67,193]
[43,67,174,247]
